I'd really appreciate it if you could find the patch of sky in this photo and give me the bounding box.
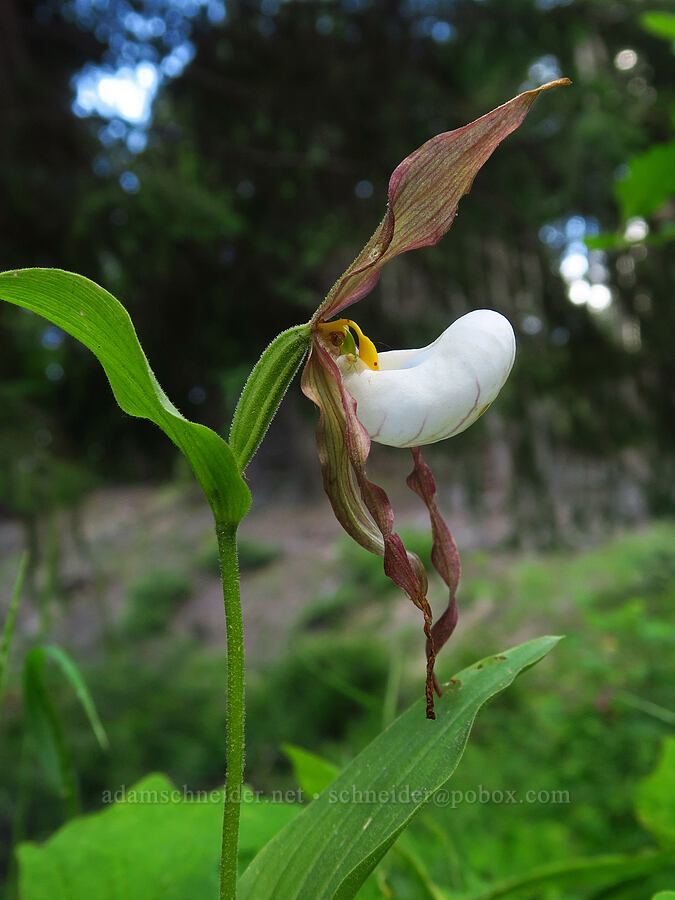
[535,0,573,9]
[431,20,453,42]
[520,54,562,91]
[315,14,334,35]
[411,16,455,40]
[341,0,373,13]
[57,0,225,157]
[92,154,113,176]
[120,171,141,193]
[74,61,159,125]
[402,0,440,16]
[46,363,65,383]
[521,315,542,335]
[41,326,65,350]
[614,49,638,71]
[540,215,612,313]
[355,179,373,199]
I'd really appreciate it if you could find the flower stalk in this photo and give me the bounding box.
[216,521,245,900]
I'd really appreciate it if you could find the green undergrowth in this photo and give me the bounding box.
[1,521,673,897]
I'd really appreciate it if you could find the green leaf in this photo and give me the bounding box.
[283,746,445,899]
[23,648,78,815]
[22,645,108,816]
[18,774,301,900]
[238,635,562,900]
[238,785,302,871]
[616,142,675,220]
[641,11,675,41]
[41,645,109,750]
[652,893,675,900]
[0,551,28,715]
[282,744,339,799]
[0,268,250,526]
[468,852,671,899]
[229,324,310,472]
[635,737,675,846]
[18,774,220,899]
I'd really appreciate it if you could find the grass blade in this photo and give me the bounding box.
[42,645,109,750]
[23,647,79,817]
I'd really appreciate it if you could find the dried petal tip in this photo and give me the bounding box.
[538,77,573,90]
[338,310,516,449]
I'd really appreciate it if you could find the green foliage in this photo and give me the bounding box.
[461,733,675,899]
[641,11,675,41]
[229,324,310,473]
[0,269,250,527]
[2,524,673,897]
[122,570,192,639]
[238,637,560,900]
[281,744,339,800]
[468,852,671,899]
[635,737,675,847]
[287,524,675,897]
[14,642,558,900]
[22,645,107,817]
[300,530,432,630]
[616,142,675,220]
[17,773,300,900]
[56,642,228,802]
[246,634,388,781]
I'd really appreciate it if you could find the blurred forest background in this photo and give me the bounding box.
[0,0,674,897]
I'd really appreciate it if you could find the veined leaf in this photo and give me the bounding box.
[18,774,301,900]
[0,268,250,526]
[238,635,561,900]
[283,745,446,900]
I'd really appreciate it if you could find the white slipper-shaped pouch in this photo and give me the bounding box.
[337,309,516,448]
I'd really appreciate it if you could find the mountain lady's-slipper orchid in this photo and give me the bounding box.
[301,79,570,718]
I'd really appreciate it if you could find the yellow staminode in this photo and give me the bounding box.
[317,319,379,370]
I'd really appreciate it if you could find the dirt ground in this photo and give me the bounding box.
[0,467,512,668]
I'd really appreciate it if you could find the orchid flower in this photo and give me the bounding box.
[301,79,570,718]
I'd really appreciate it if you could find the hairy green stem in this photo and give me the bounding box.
[216,522,245,900]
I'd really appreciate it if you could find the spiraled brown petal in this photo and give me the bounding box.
[302,339,442,717]
[407,447,461,696]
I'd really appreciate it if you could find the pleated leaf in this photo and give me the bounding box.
[238,635,561,900]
